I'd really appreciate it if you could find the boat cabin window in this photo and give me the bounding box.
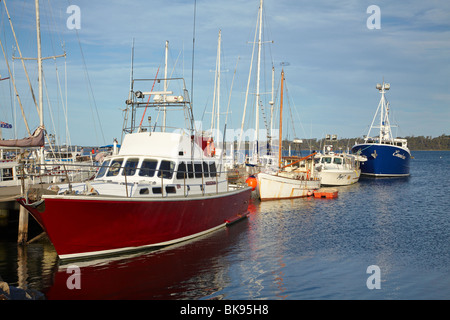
[176,162,187,179]
[1,168,14,181]
[157,160,175,179]
[96,160,110,178]
[194,163,203,178]
[187,162,194,178]
[203,162,209,178]
[106,159,123,176]
[209,162,217,177]
[122,158,139,176]
[321,157,332,164]
[333,157,343,165]
[139,159,158,177]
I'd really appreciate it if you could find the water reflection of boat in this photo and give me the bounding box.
[44,219,251,300]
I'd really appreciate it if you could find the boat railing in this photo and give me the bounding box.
[17,161,242,198]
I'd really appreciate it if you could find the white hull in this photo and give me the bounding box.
[256,172,320,201]
[314,147,366,187]
[319,169,361,186]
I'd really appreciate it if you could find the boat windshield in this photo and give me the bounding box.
[122,158,139,176]
[158,160,175,179]
[321,157,332,164]
[333,157,343,165]
[96,160,111,178]
[106,159,124,177]
[139,159,158,177]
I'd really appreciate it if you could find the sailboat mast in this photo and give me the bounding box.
[270,65,274,149]
[380,81,384,140]
[217,30,221,140]
[163,40,169,132]
[278,69,284,169]
[35,0,44,165]
[255,0,263,163]
[36,0,43,128]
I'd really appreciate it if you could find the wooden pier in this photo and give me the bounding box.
[0,189,32,245]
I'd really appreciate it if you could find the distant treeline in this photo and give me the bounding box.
[279,134,450,151]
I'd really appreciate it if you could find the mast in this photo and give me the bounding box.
[255,0,263,163]
[269,65,274,152]
[217,30,221,140]
[211,30,222,139]
[35,0,44,165]
[278,69,284,169]
[366,81,392,143]
[163,40,168,132]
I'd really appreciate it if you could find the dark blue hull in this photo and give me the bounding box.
[351,143,410,176]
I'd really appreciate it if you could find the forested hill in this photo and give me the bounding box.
[401,135,450,150]
[283,134,450,151]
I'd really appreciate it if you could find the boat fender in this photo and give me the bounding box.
[245,176,258,191]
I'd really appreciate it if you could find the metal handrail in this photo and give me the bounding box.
[17,161,240,198]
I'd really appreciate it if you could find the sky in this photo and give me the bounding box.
[0,0,449,147]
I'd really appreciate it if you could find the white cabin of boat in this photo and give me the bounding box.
[55,130,227,198]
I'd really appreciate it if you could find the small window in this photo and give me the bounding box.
[139,159,158,177]
[203,162,209,178]
[106,159,123,176]
[187,162,194,178]
[1,168,13,181]
[321,157,332,164]
[209,162,217,177]
[152,187,162,194]
[158,160,175,179]
[194,163,203,178]
[333,157,342,165]
[122,158,139,176]
[139,188,149,195]
[176,162,187,179]
[165,186,176,194]
[96,160,110,178]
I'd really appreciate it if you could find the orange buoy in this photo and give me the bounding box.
[246,176,258,191]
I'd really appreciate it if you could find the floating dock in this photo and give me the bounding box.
[313,188,338,199]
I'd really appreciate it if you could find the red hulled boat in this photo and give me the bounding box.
[18,46,251,261]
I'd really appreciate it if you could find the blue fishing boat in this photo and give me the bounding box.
[351,82,410,177]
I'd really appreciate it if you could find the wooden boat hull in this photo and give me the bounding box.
[256,172,320,201]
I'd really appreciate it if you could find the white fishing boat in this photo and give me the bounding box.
[314,144,367,186]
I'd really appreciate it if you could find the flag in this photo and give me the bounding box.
[0,121,12,129]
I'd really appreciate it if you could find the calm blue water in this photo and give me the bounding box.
[0,151,449,300]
